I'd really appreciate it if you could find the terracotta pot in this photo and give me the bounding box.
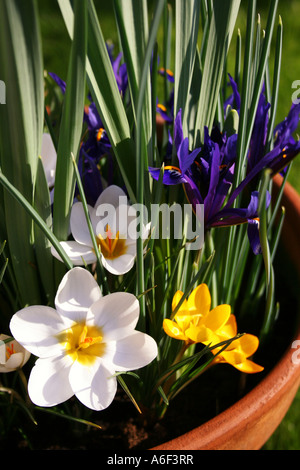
[152,174,300,450]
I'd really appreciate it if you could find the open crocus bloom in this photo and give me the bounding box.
[0,334,31,373]
[163,284,231,346]
[9,268,158,410]
[51,185,149,275]
[211,315,264,373]
[40,133,57,189]
[163,284,263,374]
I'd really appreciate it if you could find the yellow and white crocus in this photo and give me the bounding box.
[0,334,31,373]
[51,185,149,276]
[9,267,158,410]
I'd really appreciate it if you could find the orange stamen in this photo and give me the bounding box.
[97,128,105,142]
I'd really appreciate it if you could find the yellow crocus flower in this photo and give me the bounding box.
[163,284,231,346]
[163,284,263,374]
[211,314,264,374]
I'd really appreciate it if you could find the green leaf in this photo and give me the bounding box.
[113,0,152,144]
[194,0,241,145]
[34,157,55,304]
[0,0,44,306]
[174,0,201,136]
[53,0,88,241]
[58,0,136,202]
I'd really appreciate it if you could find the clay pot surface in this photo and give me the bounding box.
[152,174,300,450]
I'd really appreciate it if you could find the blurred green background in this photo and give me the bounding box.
[37,0,300,450]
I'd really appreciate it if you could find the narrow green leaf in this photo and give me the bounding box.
[0,0,44,306]
[113,0,152,144]
[53,0,88,241]
[194,0,241,145]
[233,0,256,190]
[174,0,201,136]
[266,15,283,151]
[34,157,55,304]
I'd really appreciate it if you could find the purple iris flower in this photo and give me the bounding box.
[248,90,271,172]
[48,72,66,94]
[225,74,300,176]
[107,44,128,97]
[224,73,241,113]
[149,109,272,254]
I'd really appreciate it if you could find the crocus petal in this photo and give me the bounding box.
[202,304,231,332]
[103,331,158,371]
[216,314,237,340]
[10,306,69,358]
[28,355,74,407]
[217,351,264,373]
[237,333,260,356]
[51,241,97,266]
[94,184,128,210]
[86,292,140,341]
[163,319,186,341]
[101,252,135,275]
[69,359,117,411]
[55,267,102,323]
[185,324,219,344]
[2,352,25,372]
[172,290,185,312]
[70,202,94,247]
[232,359,264,374]
[187,284,211,315]
[40,133,57,188]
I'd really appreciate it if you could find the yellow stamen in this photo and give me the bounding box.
[96,224,127,259]
[57,323,105,366]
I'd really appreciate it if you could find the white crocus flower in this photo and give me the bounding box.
[51,185,150,275]
[40,133,57,189]
[0,334,31,373]
[9,267,157,411]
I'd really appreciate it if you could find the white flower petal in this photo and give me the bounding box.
[86,292,140,340]
[94,185,128,210]
[40,133,57,188]
[9,306,68,358]
[3,352,26,372]
[28,355,74,407]
[115,204,136,238]
[70,202,94,247]
[101,253,135,275]
[55,267,102,323]
[51,241,97,266]
[103,331,158,371]
[69,359,117,411]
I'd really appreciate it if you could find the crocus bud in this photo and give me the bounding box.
[0,334,31,373]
